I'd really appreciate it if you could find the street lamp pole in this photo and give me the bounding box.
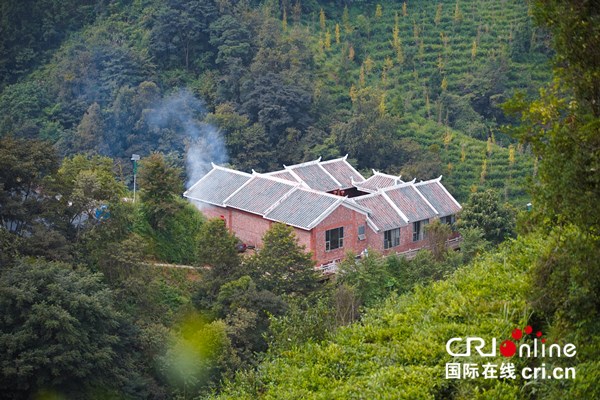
[131,154,140,203]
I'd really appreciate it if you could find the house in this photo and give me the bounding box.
[184,155,462,271]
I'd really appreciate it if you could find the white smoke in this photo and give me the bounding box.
[148,89,228,188]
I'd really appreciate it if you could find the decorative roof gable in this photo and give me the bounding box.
[354,192,408,231]
[414,177,462,217]
[224,174,298,215]
[320,155,365,189]
[354,170,403,193]
[383,182,438,222]
[183,165,251,206]
[264,188,342,230]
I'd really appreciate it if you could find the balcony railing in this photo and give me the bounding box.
[316,236,463,274]
[315,260,339,275]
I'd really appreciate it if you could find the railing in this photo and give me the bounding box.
[396,236,463,259]
[316,236,463,274]
[316,260,339,275]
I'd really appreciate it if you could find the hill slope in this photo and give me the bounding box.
[214,237,543,399]
[0,0,551,204]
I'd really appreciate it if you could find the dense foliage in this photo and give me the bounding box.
[0,259,133,399]
[215,237,538,399]
[0,0,552,204]
[1,0,598,398]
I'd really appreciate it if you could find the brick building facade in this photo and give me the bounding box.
[184,156,462,269]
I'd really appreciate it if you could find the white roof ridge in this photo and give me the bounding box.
[341,197,371,215]
[352,191,386,200]
[222,174,259,206]
[254,172,303,187]
[307,196,346,229]
[211,163,252,176]
[372,170,403,181]
[434,178,463,210]
[315,163,343,187]
[184,165,251,199]
[410,182,440,215]
[264,169,302,182]
[283,157,322,169]
[319,155,348,164]
[184,167,216,197]
[324,155,366,182]
[415,175,443,186]
[381,190,410,223]
[380,179,417,192]
[263,186,300,216]
[282,168,309,188]
[366,216,380,232]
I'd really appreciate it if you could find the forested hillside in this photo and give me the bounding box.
[0,0,551,202]
[2,0,598,399]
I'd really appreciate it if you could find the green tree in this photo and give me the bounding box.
[338,251,396,307]
[138,153,184,229]
[425,219,452,261]
[149,0,218,71]
[503,3,600,396]
[246,223,317,296]
[214,276,286,363]
[50,154,125,241]
[197,218,240,274]
[0,259,134,398]
[0,137,59,246]
[209,15,252,66]
[69,102,105,154]
[458,189,515,244]
[195,218,241,304]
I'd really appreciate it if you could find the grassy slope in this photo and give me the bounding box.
[214,237,546,399]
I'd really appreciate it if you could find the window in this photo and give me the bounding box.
[440,215,456,230]
[358,225,366,240]
[441,215,455,226]
[325,227,344,251]
[412,219,429,242]
[384,228,400,249]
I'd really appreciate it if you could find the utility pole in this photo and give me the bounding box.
[131,154,140,203]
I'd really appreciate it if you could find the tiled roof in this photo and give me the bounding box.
[185,159,462,234]
[183,166,251,206]
[354,193,408,231]
[320,156,365,188]
[286,162,341,192]
[224,175,297,215]
[264,188,341,229]
[415,178,462,217]
[383,184,438,222]
[355,171,403,193]
[265,170,300,183]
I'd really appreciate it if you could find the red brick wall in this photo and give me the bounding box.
[229,209,273,247]
[196,203,228,221]
[312,205,369,266]
[193,202,459,263]
[366,224,384,253]
[294,228,313,257]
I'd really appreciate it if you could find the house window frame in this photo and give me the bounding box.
[384,228,401,249]
[358,224,366,240]
[325,227,344,251]
[412,219,429,242]
[441,214,456,230]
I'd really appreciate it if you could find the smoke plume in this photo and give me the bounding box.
[148,89,228,188]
